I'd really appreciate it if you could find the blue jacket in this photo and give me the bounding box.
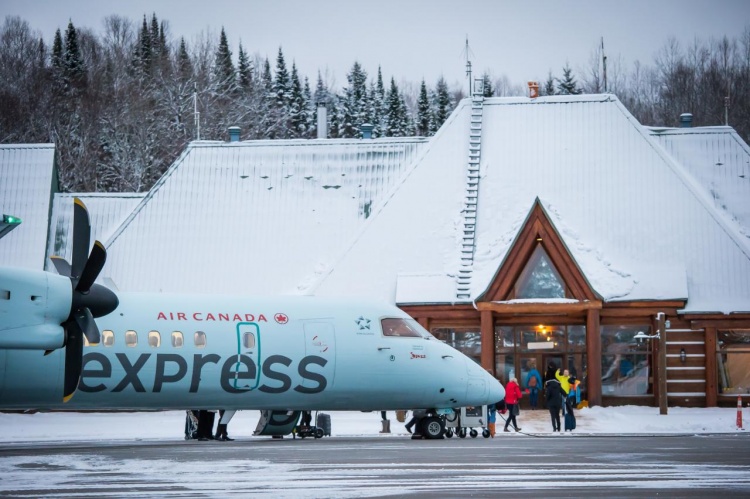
[526,368,542,390]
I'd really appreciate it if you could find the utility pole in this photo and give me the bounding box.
[464,36,473,97]
[194,83,201,141]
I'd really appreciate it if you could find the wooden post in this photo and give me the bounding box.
[586,308,602,406]
[480,310,494,375]
[705,327,717,407]
[657,312,668,415]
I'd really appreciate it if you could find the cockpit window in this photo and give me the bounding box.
[381,318,423,338]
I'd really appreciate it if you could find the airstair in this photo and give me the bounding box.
[457,78,485,300]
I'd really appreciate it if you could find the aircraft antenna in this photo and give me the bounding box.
[462,36,474,96]
[194,84,201,141]
[601,37,608,93]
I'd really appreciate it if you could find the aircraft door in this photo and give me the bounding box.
[301,321,336,389]
[231,322,261,391]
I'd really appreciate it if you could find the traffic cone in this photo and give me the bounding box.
[737,395,744,430]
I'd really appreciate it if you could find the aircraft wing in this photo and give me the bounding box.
[0,214,22,240]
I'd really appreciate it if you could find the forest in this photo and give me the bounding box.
[1,14,748,193]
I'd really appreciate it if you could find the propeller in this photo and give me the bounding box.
[51,198,119,402]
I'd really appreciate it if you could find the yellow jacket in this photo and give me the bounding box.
[555,369,571,394]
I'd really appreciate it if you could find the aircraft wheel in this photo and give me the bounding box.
[315,428,324,439]
[470,429,478,438]
[458,428,467,438]
[445,429,454,438]
[482,429,490,438]
[421,416,445,439]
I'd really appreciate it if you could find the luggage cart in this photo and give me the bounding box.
[444,406,490,438]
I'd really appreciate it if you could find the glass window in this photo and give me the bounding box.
[494,353,515,385]
[519,325,565,351]
[567,325,586,351]
[382,318,422,338]
[148,331,161,348]
[125,330,137,347]
[601,325,652,396]
[171,332,183,348]
[194,331,206,348]
[432,326,481,364]
[494,325,515,351]
[102,330,114,347]
[514,244,566,299]
[717,329,750,396]
[243,332,256,349]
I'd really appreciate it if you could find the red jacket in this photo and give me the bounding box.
[504,380,522,404]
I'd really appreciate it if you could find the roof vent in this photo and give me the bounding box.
[360,123,374,139]
[228,126,241,142]
[527,81,539,99]
[317,106,327,139]
[679,113,693,128]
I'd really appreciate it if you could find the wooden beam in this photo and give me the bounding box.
[480,310,494,374]
[476,300,601,314]
[600,308,681,318]
[704,327,717,407]
[586,308,602,407]
[690,319,750,329]
[658,313,668,415]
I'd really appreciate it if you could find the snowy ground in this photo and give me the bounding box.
[1,405,747,443]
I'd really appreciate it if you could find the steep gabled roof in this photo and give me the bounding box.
[312,95,749,313]
[648,125,750,242]
[101,138,426,293]
[0,144,57,270]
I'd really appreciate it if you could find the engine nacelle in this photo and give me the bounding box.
[0,267,70,349]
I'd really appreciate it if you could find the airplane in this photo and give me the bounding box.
[0,199,504,439]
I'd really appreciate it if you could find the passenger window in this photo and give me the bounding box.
[381,318,422,338]
[194,331,206,348]
[243,332,256,349]
[148,331,161,348]
[172,331,184,348]
[102,330,115,347]
[125,330,138,347]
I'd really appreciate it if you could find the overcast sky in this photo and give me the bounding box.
[3,0,749,90]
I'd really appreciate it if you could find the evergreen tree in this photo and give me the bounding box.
[132,15,151,77]
[341,61,368,137]
[385,77,404,136]
[273,46,290,108]
[433,76,451,130]
[237,42,252,91]
[63,20,85,84]
[542,71,556,96]
[176,37,192,82]
[371,66,386,137]
[482,71,494,97]
[51,28,63,70]
[416,79,431,135]
[557,63,581,95]
[289,62,305,136]
[302,76,313,137]
[213,27,235,94]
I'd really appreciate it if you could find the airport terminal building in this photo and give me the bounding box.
[2,92,749,408]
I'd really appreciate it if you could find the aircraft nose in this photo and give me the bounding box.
[465,359,505,405]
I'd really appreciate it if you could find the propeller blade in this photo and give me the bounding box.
[50,256,72,277]
[76,241,107,293]
[63,324,84,403]
[74,307,100,345]
[71,198,91,281]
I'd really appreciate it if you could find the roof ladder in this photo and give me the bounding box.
[457,78,485,300]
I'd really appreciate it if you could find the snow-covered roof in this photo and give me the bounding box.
[101,138,427,293]
[647,125,750,242]
[0,144,57,270]
[311,95,750,314]
[45,192,145,275]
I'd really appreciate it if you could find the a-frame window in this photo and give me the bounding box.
[513,243,566,299]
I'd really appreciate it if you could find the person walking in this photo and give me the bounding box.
[503,377,522,432]
[545,377,564,432]
[487,403,497,437]
[525,362,543,410]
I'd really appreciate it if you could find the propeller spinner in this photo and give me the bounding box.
[50,198,118,402]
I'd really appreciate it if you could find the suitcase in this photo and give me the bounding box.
[564,411,576,431]
[316,413,331,436]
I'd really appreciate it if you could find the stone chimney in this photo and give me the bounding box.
[228,126,241,142]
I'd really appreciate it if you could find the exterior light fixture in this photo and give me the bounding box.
[680,348,686,363]
[634,331,660,343]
